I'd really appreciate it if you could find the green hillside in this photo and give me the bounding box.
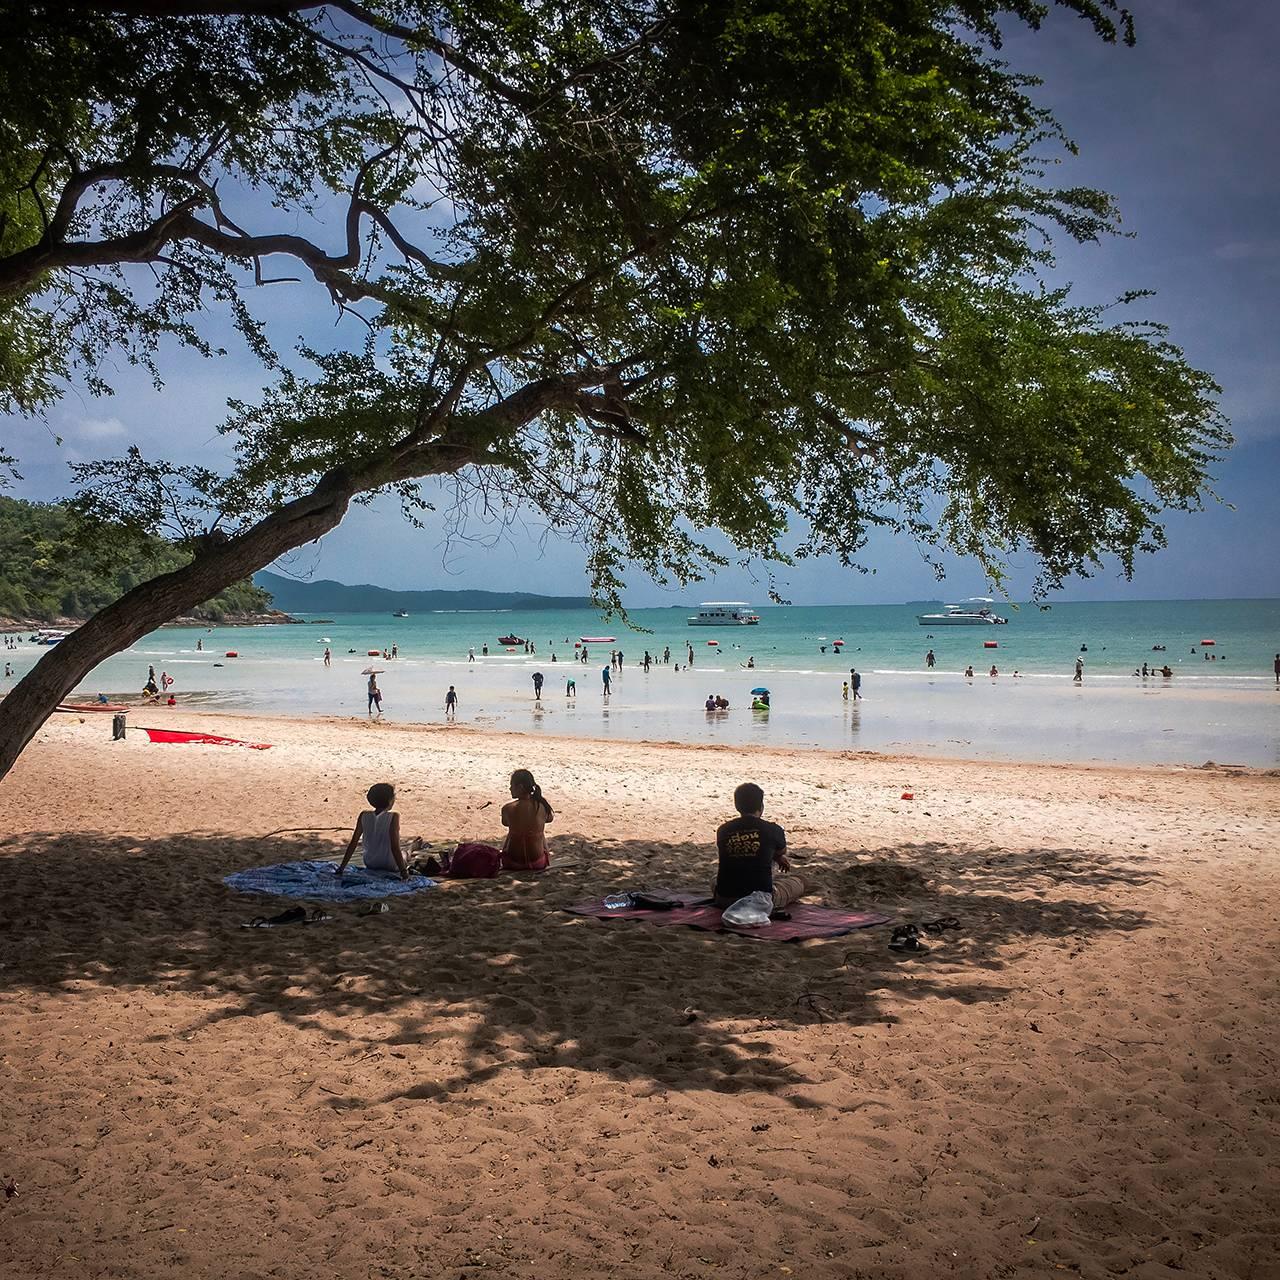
[0,496,272,623]
[254,570,592,613]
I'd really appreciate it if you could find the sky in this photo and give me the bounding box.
[4,0,1278,607]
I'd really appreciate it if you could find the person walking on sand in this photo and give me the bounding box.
[1074,656,1084,683]
[367,672,383,717]
[711,783,810,913]
[444,685,458,719]
[602,665,612,695]
[532,671,544,700]
[324,647,332,667]
[842,680,849,702]
[335,783,409,880]
[1274,653,1280,686]
[468,647,475,663]
[850,667,862,700]
[566,676,576,698]
[925,649,935,669]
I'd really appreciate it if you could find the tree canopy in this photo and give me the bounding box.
[0,0,1229,776]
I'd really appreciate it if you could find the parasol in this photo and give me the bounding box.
[750,687,770,695]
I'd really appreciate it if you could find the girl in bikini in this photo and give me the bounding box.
[500,769,553,871]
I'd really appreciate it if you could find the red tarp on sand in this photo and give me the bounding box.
[138,727,271,749]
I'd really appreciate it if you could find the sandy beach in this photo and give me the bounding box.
[1,711,1277,1278]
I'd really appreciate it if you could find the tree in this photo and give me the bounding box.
[0,0,1227,780]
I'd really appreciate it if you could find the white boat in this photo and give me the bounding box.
[393,609,409,617]
[31,629,69,645]
[916,599,1008,626]
[687,601,759,626]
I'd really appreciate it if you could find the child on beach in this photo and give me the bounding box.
[335,783,409,879]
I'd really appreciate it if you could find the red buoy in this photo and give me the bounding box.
[224,650,238,657]
[983,641,998,648]
[1200,639,1215,646]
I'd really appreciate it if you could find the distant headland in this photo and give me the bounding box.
[254,571,593,613]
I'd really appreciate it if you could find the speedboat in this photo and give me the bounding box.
[497,634,524,646]
[32,629,69,645]
[393,609,409,617]
[687,602,759,626]
[915,599,1008,626]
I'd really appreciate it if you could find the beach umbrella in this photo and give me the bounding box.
[361,666,385,675]
[750,687,770,695]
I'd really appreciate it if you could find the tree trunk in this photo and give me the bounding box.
[0,472,356,782]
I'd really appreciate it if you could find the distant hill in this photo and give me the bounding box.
[0,496,274,625]
[255,571,592,613]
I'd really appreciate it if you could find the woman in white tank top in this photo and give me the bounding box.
[335,782,409,879]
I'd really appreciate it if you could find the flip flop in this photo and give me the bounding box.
[307,909,333,924]
[922,916,960,935]
[359,902,389,916]
[242,905,307,929]
[889,924,930,954]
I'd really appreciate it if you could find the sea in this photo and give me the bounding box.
[14,598,1280,767]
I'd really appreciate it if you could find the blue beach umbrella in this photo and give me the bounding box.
[750,687,770,696]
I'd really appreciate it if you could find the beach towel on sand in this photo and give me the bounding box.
[224,860,435,901]
[566,892,890,942]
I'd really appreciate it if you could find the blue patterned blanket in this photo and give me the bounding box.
[224,859,436,901]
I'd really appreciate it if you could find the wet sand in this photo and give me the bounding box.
[1,712,1277,1278]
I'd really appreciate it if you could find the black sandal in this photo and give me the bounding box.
[889,924,930,953]
[242,905,307,929]
[922,916,960,935]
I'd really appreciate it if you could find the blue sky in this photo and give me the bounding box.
[5,0,1278,606]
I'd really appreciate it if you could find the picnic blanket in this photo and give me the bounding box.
[566,891,890,942]
[224,859,436,901]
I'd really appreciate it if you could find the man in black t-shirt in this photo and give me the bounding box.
[713,783,810,911]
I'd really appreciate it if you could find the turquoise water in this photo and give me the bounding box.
[9,598,1280,765]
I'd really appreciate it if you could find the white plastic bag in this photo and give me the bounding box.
[721,890,773,927]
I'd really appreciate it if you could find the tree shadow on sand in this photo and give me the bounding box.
[0,832,1156,1106]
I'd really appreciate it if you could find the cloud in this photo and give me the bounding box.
[72,415,128,441]
[1214,240,1280,262]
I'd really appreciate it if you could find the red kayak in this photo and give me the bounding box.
[56,703,129,713]
[138,727,271,749]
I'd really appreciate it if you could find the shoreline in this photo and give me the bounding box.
[49,701,1279,777]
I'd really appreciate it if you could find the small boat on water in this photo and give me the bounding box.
[31,629,69,645]
[916,598,1008,626]
[393,609,409,617]
[687,602,759,626]
[498,634,524,646]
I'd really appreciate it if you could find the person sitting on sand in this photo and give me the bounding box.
[712,783,809,912]
[335,782,409,880]
[500,768,553,871]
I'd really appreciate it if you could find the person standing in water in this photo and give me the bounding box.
[1074,656,1084,683]
[1275,653,1280,686]
[368,672,383,716]
[532,671,544,700]
[925,649,935,669]
[602,665,612,695]
[850,667,862,700]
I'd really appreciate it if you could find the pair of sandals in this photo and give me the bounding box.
[888,916,960,954]
[244,906,331,929]
[244,902,387,928]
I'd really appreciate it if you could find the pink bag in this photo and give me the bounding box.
[449,842,503,879]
